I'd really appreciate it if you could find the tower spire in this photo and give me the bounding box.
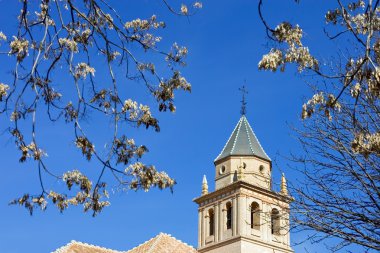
[239,83,248,116]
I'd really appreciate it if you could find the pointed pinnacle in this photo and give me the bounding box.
[202,175,208,195]
[202,175,208,184]
[281,173,288,195]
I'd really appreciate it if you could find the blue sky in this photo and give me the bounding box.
[0,1,347,252]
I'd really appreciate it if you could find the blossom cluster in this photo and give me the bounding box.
[45,175,109,215]
[63,170,92,194]
[104,50,120,62]
[19,142,46,162]
[10,111,21,121]
[74,62,96,79]
[75,136,95,160]
[113,135,148,165]
[9,194,47,214]
[259,22,317,73]
[352,131,380,158]
[124,15,165,32]
[0,83,9,101]
[301,92,341,120]
[351,12,380,34]
[180,2,202,15]
[35,2,55,26]
[193,2,203,9]
[137,62,155,74]
[285,46,317,72]
[141,33,162,48]
[166,42,188,65]
[258,49,283,72]
[9,36,29,61]
[181,4,188,15]
[64,102,78,122]
[59,38,78,52]
[42,87,62,103]
[126,162,176,192]
[0,31,6,45]
[0,31,6,40]
[345,57,380,99]
[351,83,361,98]
[73,28,92,45]
[369,67,380,97]
[122,99,159,130]
[274,22,302,46]
[154,71,191,112]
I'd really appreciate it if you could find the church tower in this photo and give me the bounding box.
[194,112,294,253]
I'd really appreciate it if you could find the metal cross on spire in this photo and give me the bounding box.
[239,83,248,115]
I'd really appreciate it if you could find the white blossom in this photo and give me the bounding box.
[74,63,95,79]
[352,132,380,157]
[274,22,303,46]
[0,83,9,101]
[124,15,165,32]
[9,36,29,61]
[258,49,283,71]
[193,2,203,9]
[59,38,78,52]
[35,3,55,26]
[181,4,188,15]
[285,46,317,72]
[0,31,6,41]
[351,83,361,97]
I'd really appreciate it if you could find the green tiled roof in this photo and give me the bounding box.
[215,115,270,162]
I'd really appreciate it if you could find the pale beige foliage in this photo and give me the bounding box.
[259,1,380,251]
[0,31,6,41]
[74,63,96,79]
[1,0,201,216]
[0,83,9,101]
[9,36,29,61]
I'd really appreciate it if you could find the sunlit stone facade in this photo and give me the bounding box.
[194,115,294,253]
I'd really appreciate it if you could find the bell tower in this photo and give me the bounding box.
[194,109,294,253]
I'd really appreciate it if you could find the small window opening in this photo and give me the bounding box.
[271,208,281,235]
[226,202,232,230]
[250,202,260,230]
[209,209,214,236]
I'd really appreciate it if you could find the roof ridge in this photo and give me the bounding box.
[160,233,196,250]
[52,240,124,253]
[146,233,163,253]
[245,116,270,160]
[126,234,159,253]
[242,117,255,154]
[126,232,196,253]
[230,117,243,155]
[214,116,242,161]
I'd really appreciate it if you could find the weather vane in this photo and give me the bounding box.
[239,82,248,115]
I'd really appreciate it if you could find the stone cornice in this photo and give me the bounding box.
[193,180,293,205]
[197,235,294,253]
[214,154,272,166]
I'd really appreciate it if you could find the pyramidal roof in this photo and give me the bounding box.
[215,115,271,162]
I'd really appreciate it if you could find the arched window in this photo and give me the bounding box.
[226,202,232,230]
[250,202,260,230]
[271,208,281,235]
[209,209,214,236]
